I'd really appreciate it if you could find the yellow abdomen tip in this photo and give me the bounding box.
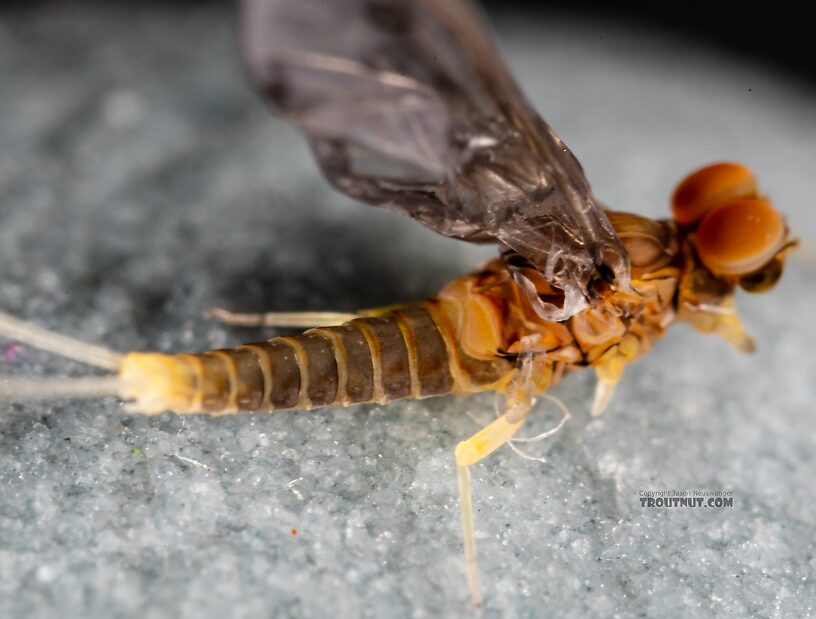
[119,353,199,414]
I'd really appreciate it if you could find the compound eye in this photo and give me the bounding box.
[695,198,785,276]
[738,257,783,293]
[672,162,757,225]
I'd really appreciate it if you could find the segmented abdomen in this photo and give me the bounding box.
[193,307,459,412]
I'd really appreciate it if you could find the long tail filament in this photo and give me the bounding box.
[0,310,122,402]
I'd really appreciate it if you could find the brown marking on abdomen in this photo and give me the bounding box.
[328,323,375,404]
[187,308,463,413]
[353,316,411,402]
[420,299,514,393]
[263,339,301,409]
[393,308,453,397]
[295,332,338,408]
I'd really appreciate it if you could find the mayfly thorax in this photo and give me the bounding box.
[0,0,795,608]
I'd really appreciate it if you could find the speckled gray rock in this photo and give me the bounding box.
[1,4,815,619]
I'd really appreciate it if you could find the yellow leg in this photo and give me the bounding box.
[591,377,619,417]
[591,334,640,417]
[455,413,526,607]
[679,299,756,354]
[205,307,359,328]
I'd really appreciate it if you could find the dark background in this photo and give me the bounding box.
[483,0,815,85]
[5,0,814,85]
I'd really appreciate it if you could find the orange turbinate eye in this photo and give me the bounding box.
[671,162,758,225]
[695,198,785,276]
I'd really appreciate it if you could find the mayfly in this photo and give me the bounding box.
[0,0,795,607]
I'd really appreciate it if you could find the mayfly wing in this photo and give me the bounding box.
[240,0,631,320]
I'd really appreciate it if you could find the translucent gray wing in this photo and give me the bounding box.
[240,0,630,320]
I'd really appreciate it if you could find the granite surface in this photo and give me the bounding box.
[1,4,815,618]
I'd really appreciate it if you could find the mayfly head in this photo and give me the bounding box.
[670,162,794,352]
[694,198,794,294]
[671,162,794,296]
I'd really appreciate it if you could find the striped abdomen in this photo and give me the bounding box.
[234,308,456,411]
[118,306,512,414]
